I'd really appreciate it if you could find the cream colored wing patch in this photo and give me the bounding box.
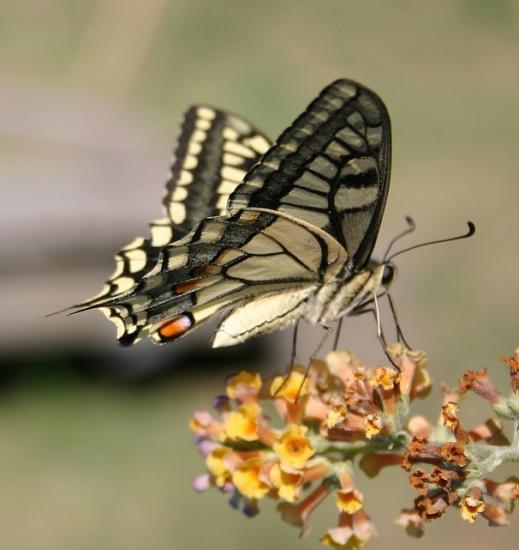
[212,287,316,347]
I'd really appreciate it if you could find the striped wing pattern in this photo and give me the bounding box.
[96,210,346,346]
[71,79,392,347]
[229,79,391,273]
[71,106,271,321]
[75,217,175,312]
[164,105,271,232]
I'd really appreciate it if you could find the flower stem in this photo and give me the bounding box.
[466,441,519,479]
[313,433,410,459]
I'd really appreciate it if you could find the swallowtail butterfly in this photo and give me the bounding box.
[71,79,397,348]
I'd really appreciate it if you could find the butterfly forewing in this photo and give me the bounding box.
[228,79,391,273]
[100,211,345,346]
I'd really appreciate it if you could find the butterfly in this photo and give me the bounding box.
[70,79,398,348]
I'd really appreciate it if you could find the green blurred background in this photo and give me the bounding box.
[1,1,518,548]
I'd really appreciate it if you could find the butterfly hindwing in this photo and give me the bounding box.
[164,105,271,234]
[228,79,391,273]
[212,286,316,348]
[72,217,175,311]
[93,210,346,346]
[69,106,271,330]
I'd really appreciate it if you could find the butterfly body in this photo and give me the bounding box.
[308,261,389,328]
[70,79,394,348]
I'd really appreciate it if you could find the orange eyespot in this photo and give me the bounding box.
[158,314,193,341]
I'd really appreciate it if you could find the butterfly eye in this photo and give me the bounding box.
[381,264,394,286]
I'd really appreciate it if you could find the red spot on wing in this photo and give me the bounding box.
[158,314,193,342]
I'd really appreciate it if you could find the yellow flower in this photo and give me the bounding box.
[273,424,315,469]
[364,413,382,439]
[336,488,364,514]
[206,447,232,487]
[326,403,348,429]
[369,366,399,390]
[189,411,223,439]
[410,360,432,398]
[460,493,485,523]
[270,370,309,403]
[232,458,270,500]
[226,370,261,400]
[269,463,304,502]
[493,479,519,509]
[441,402,459,431]
[321,510,376,549]
[321,530,364,550]
[223,403,261,441]
[388,345,431,398]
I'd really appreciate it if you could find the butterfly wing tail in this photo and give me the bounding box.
[55,217,176,317]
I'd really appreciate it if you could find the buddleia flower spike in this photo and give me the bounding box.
[190,344,519,547]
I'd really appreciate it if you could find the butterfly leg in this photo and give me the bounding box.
[291,321,300,367]
[275,323,330,402]
[333,317,344,351]
[311,326,335,360]
[351,290,411,350]
[293,325,334,403]
[350,290,388,347]
[372,292,389,350]
[351,295,400,369]
[274,321,300,398]
[386,292,413,349]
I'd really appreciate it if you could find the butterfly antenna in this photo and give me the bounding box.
[45,305,77,318]
[387,221,476,262]
[383,216,416,261]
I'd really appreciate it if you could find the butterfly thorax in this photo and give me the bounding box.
[307,260,394,327]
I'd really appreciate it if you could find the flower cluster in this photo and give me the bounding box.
[394,349,519,535]
[190,344,519,548]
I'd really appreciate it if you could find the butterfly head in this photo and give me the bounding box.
[366,259,396,292]
[380,262,396,288]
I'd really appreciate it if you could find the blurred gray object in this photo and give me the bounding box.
[0,80,200,367]
[0,80,292,377]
